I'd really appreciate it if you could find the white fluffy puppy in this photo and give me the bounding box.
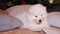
[5,4,49,31]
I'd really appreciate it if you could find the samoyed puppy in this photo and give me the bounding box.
[5,4,49,31]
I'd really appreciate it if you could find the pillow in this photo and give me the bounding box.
[0,14,23,32]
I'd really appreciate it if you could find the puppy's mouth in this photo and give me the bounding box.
[36,22,42,24]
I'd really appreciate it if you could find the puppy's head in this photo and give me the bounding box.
[28,4,47,24]
[26,4,48,31]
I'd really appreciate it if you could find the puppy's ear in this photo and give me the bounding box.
[29,4,47,14]
[29,4,42,13]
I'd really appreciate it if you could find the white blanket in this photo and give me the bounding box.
[0,14,23,31]
[48,12,60,28]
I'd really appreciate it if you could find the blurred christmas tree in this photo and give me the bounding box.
[0,0,60,10]
[25,0,38,4]
[0,0,21,10]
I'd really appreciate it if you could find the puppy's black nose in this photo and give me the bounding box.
[39,20,42,22]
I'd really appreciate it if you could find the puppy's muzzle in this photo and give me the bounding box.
[36,20,42,24]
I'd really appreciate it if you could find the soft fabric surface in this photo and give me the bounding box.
[0,14,23,31]
[48,12,60,28]
[0,28,45,34]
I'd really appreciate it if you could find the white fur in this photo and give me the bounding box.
[5,4,49,31]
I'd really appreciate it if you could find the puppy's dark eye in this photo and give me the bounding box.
[35,16,37,17]
[41,15,42,16]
